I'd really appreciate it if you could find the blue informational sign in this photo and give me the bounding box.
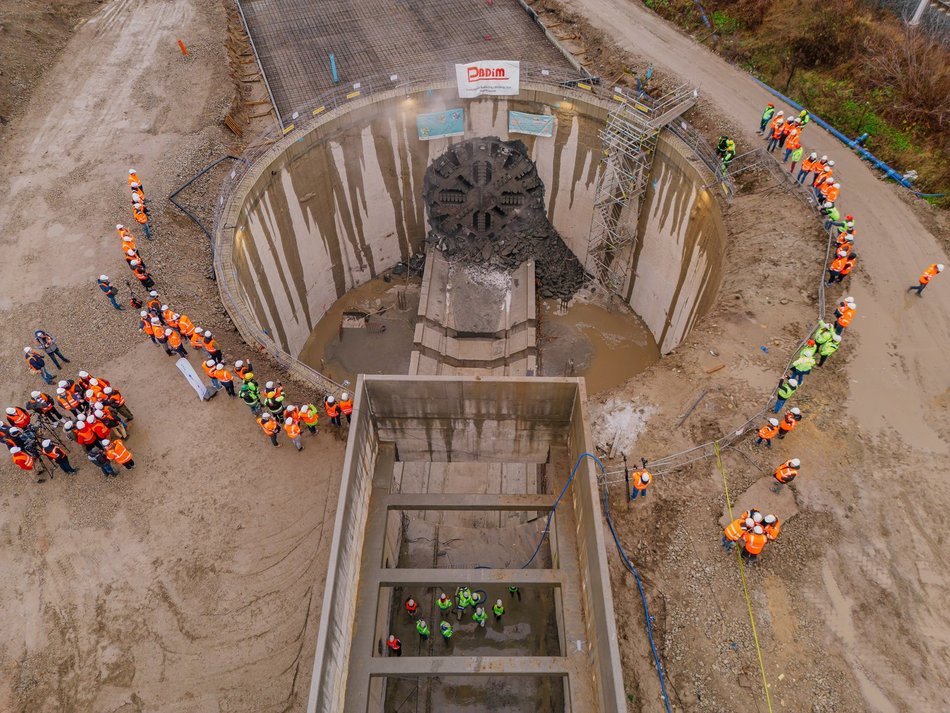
[508,110,556,138]
[416,109,465,140]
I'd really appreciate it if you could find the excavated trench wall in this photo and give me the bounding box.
[218,82,726,362]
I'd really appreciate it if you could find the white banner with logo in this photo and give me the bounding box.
[455,61,520,98]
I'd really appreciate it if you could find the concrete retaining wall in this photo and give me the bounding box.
[221,82,727,363]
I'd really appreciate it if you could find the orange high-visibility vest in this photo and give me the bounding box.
[257,417,278,435]
[723,518,747,542]
[779,414,798,433]
[107,440,133,464]
[765,521,782,541]
[632,470,651,491]
[785,130,801,150]
[190,331,205,349]
[743,530,768,555]
[284,420,301,438]
[167,331,182,349]
[178,315,195,336]
[774,463,798,484]
[12,451,35,470]
[758,423,779,440]
[339,398,354,415]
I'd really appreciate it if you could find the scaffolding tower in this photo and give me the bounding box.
[585,84,698,295]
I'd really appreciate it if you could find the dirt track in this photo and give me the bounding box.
[0,2,341,712]
[0,1,948,712]
[555,0,950,711]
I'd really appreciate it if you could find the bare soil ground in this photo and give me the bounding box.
[0,2,339,712]
[1,1,948,713]
[525,0,950,711]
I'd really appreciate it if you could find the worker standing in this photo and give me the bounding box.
[755,418,780,449]
[215,363,236,396]
[835,300,855,335]
[817,334,843,366]
[758,103,776,133]
[405,596,418,618]
[102,438,135,470]
[416,619,430,640]
[257,413,280,447]
[133,197,152,240]
[28,391,63,426]
[203,331,223,362]
[240,382,263,416]
[102,386,133,421]
[763,514,782,541]
[741,525,768,563]
[437,593,454,617]
[777,408,802,439]
[33,330,70,370]
[766,117,784,153]
[284,417,303,451]
[24,348,54,385]
[234,359,253,381]
[789,351,816,384]
[629,469,651,500]
[299,403,320,435]
[472,606,487,628]
[722,516,753,551]
[129,259,155,290]
[796,152,817,185]
[166,328,188,358]
[772,458,800,493]
[782,124,801,163]
[87,445,117,477]
[202,359,222,390]
[386,635,402,657]
[9,447,37,475]
[154,323,172,356]
[339,392,354,424]
[98,275,124,310]
[263,382,286,420]
[492,599,505,621]
[324,396,342,428]
[908,263,944,297]
[457,586,474,611]
[788,144,804,175]
[40,439,78,474]
[128,168,144,192]
[190,326,206,352]
[508,585,522,602]
[772,377,799,413]
[440,621,454,641]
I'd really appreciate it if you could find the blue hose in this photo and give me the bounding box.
[524,452,674,713]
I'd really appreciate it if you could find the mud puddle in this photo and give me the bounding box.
[538,295,660,395]
[297,274,421,384]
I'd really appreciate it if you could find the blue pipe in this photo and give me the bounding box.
[329,53,338,84]
[750,77,944,198]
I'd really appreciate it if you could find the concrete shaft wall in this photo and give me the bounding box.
[219,82,726,364]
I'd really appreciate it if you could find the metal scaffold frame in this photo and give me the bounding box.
[585,84,698,294]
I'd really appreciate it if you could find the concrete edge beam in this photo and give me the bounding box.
[384,493,557,511]
[373,568,563,588]
[365,656,574,676]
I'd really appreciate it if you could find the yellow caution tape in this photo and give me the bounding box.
[715,443,775,713]
[281,123,295,135]
[312,106,326,116]
[346,91,361,100]
[576,82,592,91]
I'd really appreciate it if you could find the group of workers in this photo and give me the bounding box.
[722,508,782,562]
[4,361,136,482]
[386,585,522,653]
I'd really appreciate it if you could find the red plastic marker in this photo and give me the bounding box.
[177,39,188,56]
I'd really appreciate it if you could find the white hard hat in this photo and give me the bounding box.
[809,152,817,158]
[63,420,73,429]
[828,160,835,166]
[327,396,335,403]
[235,360,244,367]
[130,182,139,188]
[215,363,224,370]
[788,378,798,387]
[768,418,779,426]
[5,408,16,415]
[205,359,215,367]
[129,169,137,174]
[100,274,109,281]
[172,313,180,319]
[204,330,212,337]
[57,387,66,395]
[149,290,158,297]
[744,518,755,528]
[753,512,763,523]
[341,392,349,401]
[641,472,651,483]
[476,606,484,614]
[938,264,945,272]
[496,599,503,606]
[388,635,395,642]
[130,259,139,266]
[777,110,784,115]
[822,201,832,208]
[820,155,828,161]
[23,347,31,354]
[9,428,21,435]
[753,525,764,535]
[764,514,777,524]
[42,439,51,448]
[94,410,104,417]
[193,327,202,334]
[104,387,113,394]
[84,389,94,399]
[86,415,96,424]
[78,371,89,378]
[832,334,842,342]
[140,310,148,317]
[100,439,111,446]
[790,458,801,467]
[150,318,160,324]
[844,295,855,303]
[164,328,172,336]
[126,249,135,256]
[261,413,271,419]
[58,380,68,388]
[161,304,168,311]
[116,223,124,229]
[30,391,41,398]
[286,405,296,411]
[265,381,274,389]
[790,407,801,415]
[9,447,20,454]
[285,418,293,425]
[833,182,840,188]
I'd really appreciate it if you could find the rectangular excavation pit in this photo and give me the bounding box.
[309,376,625,713]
